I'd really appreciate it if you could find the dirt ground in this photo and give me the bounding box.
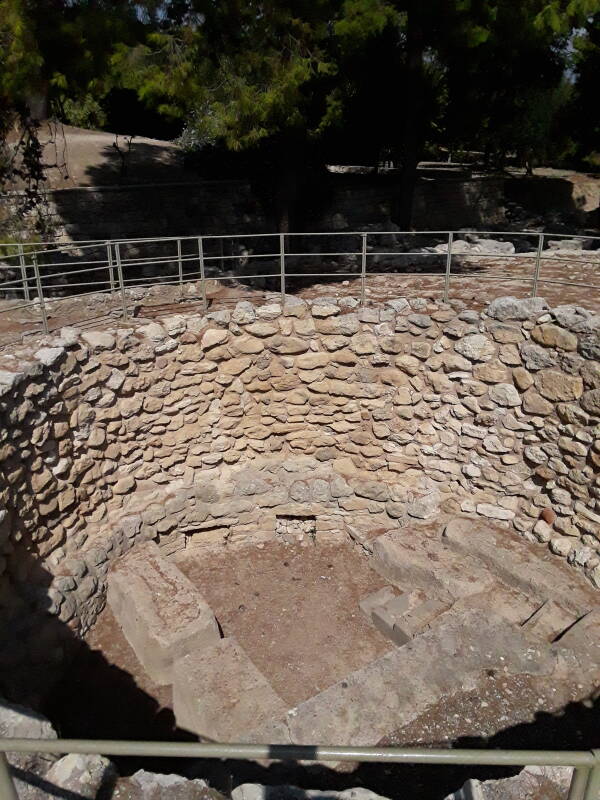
[175,540,392,706]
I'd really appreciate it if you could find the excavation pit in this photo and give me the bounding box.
[1,294,600,765]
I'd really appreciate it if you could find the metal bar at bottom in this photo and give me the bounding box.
[531,232,544,298]
[0,752,18,800]
[443,231,453,303]
[32,254,49,334]
[177,238,183,297]
[569,767,592,800]
[198,237,207,312]
[0,740,595,768]
[361,233,367,307]
[18,244,30,302]
[106,241,115,294]
[583,757,600,800]
[115,243,128,320]
[280,233,286,304]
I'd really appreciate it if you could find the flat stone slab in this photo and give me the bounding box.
[558,609,600,665]
[266,610,558,747]
[521,600,577,642]
[371,529,496,602]
[173,637,288,742]
[108,542,220,685]
[443,517,598,616]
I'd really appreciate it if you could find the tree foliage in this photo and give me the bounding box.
[1,0,600,232]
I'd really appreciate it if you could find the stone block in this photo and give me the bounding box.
[443,517,597,617]
[521,600,577,642]
[173,638,288,741]
[358,586,397,619]
[108,542,220,685]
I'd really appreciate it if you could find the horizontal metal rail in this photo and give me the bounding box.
[0,739,598,800]
[0,229,599,340]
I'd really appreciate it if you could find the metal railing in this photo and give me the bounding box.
[0,230,599,341]
[0,738,598,799]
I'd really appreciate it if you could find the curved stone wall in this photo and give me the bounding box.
[2,293,600,702]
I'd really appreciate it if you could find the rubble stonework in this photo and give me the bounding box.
[1,295,600,702]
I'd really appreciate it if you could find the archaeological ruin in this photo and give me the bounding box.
[1,290,600,795]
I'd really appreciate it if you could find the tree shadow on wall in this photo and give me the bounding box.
[0,546,199,794]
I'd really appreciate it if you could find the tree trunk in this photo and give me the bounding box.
[395,6,425,229]
[274,143,298,233]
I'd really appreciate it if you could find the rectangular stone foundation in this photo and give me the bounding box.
[173,638,288,741]
[108,542,220,685]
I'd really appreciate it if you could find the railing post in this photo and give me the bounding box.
[569,767,592,800]
[531,232,544,298]
[0,752,18,800]
[32,252,49,334]
[279,233,286,305]
[360,233,367,307]
[106,241,115,294]
[198,236,207,312]
[17,243,30,302]
[177,238,183,298]
[443,231,453,304]
[583,752,600,800]
[115,243,128,320]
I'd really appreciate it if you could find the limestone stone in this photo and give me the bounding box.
[311,303,340,318]
[550,536,574,557]
[486,296,549,321]
[476,503,515,520]
[44,754,116,800]
[232,301,256,325]
[580,389,600,416]
[455,334,495,362]
[395,355,421,375]
[520,342,556,372]
[406,493,439,519]
[201,328,229,350]
[473,359,510,383]
[108,542,220,684]
[269,336,309,355]
[231,335,265,355]
[122,771,212,799]
[535,369,583,402]
[531,323,577,351]
[351,334,378,355]
[296,352,330,370]
[173,638,288,741]
[522,389,554,416]
[35,346,65,367]
[512,366,534,391]
[488,383,521,407]
[81,331,116,351]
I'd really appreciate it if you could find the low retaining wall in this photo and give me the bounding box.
[1,294,600,703]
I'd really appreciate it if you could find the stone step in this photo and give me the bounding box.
[108,542,220,685]
[378,598,451,646]
[360,586,450,646]
[358,586,398,620]
[173,637,288,742]
[260,609,557,747]
[556,609,600,665]
[443,517,597,616]
[520,600,578,642]
[371,528,495,603]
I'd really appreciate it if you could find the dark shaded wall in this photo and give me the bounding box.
[43,174,506,242]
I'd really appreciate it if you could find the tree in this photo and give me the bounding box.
[569,11,600,168]
[112,0,399,231]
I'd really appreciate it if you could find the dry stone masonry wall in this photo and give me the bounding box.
[2,293,600,701]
